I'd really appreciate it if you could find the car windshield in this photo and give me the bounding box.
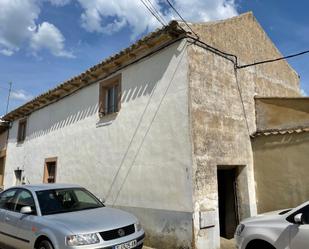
[36,188,104,215]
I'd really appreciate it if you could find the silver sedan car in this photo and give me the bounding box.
[0,184,145,249]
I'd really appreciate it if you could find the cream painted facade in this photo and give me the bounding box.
[1,13,305,249]
[4,41,195,248]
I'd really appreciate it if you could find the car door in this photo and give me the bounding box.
[289,205,309,249]
[12,189,38,249]
[289,224,309,249]
[0,188,19,248]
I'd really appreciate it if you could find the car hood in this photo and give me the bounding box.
[43,207,137,234]
[241,209,289,224]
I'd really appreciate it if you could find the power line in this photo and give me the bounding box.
[145,0,168,25]
[237,50,309,69]
[5,82,12,114]
[139,0,167,27]
[165,0,200,39]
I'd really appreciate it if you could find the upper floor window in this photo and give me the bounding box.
[17,118,27,143]
[99,75,121,116]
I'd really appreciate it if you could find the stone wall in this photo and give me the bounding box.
[187,12,300,249]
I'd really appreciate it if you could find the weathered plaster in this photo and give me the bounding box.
[187,12,300,249]
[256,98,309,131]
[252,133,309,213]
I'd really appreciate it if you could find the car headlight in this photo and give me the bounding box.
[235,224,245,236]
[135,221,142,232]
[66,233,100,246]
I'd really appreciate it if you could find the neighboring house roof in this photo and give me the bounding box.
[3,21,186,122]
[0,120,9,133]
[252,127,309,137]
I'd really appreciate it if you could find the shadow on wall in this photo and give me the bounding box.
[12,45,181,143]
[22,83,156,142]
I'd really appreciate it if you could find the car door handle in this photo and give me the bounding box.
[5,217,10,222]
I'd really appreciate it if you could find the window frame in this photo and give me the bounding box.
[43,157,58,184]
[99,74,122,117]
[17,118,27,143]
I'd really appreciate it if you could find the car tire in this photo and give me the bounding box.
[39,240,54,249]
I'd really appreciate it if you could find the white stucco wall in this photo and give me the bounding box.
[4,40,193,247]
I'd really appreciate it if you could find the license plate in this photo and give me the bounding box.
[114,240,137,249]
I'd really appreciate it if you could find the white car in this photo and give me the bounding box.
[235,201,309,249]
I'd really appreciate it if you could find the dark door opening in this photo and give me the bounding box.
[217,167,239,239]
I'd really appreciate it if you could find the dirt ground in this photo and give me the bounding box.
[143,238,236,249]
[220,238,236,249]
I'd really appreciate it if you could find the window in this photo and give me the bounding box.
[0,156,5,187]
[43,158,57,183]
[17,118,27,142]
[99,75,121,116]
[0,189,17,211]
[14,190,36,214]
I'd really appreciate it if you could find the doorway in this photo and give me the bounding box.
[217,167,239,239]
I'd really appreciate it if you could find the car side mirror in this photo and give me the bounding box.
[20,206,32,214]
[294,213,304,224]
[99,198,106,204]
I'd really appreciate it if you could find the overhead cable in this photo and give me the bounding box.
[165,0,200,39]
[139,0,167,27]
[237,50,309,69]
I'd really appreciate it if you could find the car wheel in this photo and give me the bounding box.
[39,240,54,249]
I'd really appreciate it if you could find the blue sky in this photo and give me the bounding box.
[0,0,308,116]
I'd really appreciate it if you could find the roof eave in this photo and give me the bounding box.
[3,21,186,122]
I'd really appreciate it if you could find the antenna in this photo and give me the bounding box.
[5,81,12,114]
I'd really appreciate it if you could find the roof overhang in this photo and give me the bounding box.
[2,21,187,122]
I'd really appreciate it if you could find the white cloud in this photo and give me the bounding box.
[77,0,238,38]
[168,0,238,22]
[47,0,71,6]
[78,0,159,38]
[11,90,33,101]
[0,0,39,53]
[0,0,73,57]
[31,22,75,58]
[0,0,238,56]
[301,88,308,96]
[0,49,14,56]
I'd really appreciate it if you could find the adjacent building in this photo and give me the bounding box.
[0,12,307,249]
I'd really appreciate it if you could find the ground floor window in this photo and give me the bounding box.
[0,156,4,187]
[43,157,57,183]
